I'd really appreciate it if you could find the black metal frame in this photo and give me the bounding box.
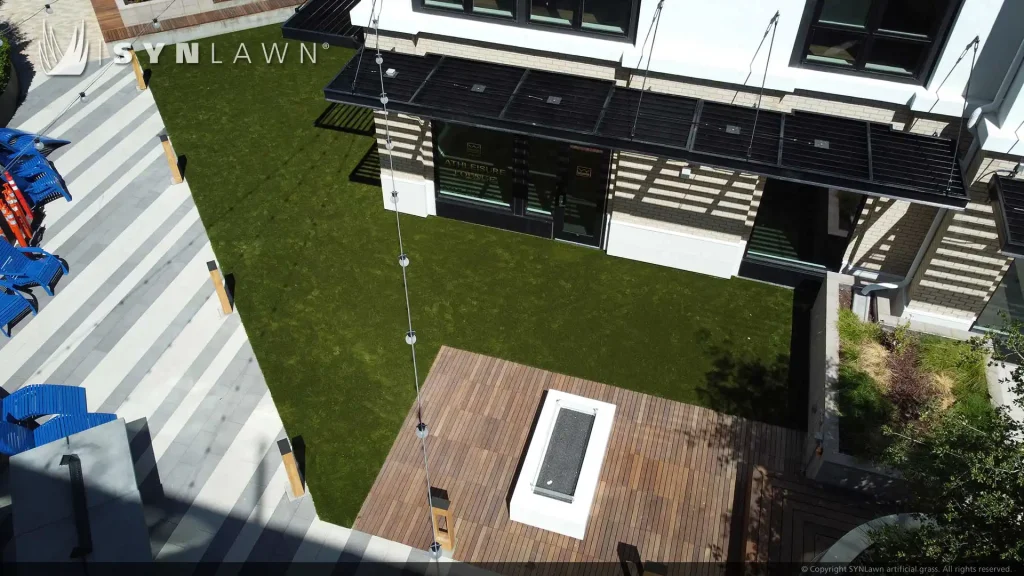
[411,0,641,43]
[790,0,964,84]
[282,0,364,47]
[326,48,969,208]
[989,175,1024,259]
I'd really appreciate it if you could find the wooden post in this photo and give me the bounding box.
[430,490,455,552]
[158,133,183,184]
[129,49,147,90]
[207,260,233,315]
[278,439,305,498]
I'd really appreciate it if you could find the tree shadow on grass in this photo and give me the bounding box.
[696,280,818,430]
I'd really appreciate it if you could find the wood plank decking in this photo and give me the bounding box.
[743,467,895,568]
[354,347,813,568]
[89,0,303,43]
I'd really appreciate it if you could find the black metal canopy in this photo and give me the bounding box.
[326,47,969,208]
[282,0,362,48]
[989,174,1024,258]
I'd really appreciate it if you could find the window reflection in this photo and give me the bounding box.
[581,0,631,34]
[530,0,575,26]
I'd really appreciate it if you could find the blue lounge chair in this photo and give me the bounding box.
[0,279,36,337]
[0,421,34,456]
[21,171,72,206]
[7,154,53,182]
[33,412,117,447]
[0,128,69,158]
[0,240,68,296]
[1,384,87,423]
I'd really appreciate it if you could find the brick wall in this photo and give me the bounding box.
[905,155,1018,324]
[842,198,938,278]
[373,111,433,183]
[609,153,762,243]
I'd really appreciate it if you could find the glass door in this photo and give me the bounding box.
[554,145,609,247]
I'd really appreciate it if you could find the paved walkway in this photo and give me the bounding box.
[0,64,467,571]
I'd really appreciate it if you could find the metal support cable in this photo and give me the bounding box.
[350,0,379,90]
[370,2,441,557]
[946,36,980,194]
[629,0,664,138]
[0,0,63,36]
[747,11,779,159]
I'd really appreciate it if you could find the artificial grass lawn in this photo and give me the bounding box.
[147,26,795,526]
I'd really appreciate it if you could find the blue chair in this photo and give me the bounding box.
[21,171,72,206]
[33,412,117,447]
[0,128,69,158]
[0,279,36,337]
[0,421,34,456]
[0,240,68,296]
[1,384,87,423]
[7,154,53,182]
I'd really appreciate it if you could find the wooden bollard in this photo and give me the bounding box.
[129,49,147,90]
[158,133,183,184]
[430,490,455,552]
[278,439,305,498]
[207,260,233,315]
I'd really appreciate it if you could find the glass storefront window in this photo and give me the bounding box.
[434,123,515,209]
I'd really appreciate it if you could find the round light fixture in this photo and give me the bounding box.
[415,422,428,439]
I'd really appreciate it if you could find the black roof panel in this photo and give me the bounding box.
[990,175,1024,258]
[782,111,870,180]
[693,102,782,166]
[502,71,614,133]
[281,0,363,47]
[413,58,525,118]
[325,47,970,208]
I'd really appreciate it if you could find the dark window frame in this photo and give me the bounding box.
[790,0,964,84]
[412,0,642,43]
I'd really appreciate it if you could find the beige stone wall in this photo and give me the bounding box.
[609,153,762,243]
[905,155,1019,324]
[373,111,433,183]
[842,198,938,278]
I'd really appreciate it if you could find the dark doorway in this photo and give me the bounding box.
[431,121,609,246]
[740,179,863,286]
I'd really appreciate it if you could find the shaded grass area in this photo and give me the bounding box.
[146,26,796,526]
[835,309,992,458]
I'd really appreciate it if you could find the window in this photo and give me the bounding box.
[795,0,961,82]
[415,0,639,40]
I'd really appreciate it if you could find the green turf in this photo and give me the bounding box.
[146,26,795,526]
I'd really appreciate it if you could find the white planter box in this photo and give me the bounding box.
[509,390,616,540]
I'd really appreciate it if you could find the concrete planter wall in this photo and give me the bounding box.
[0,62,20,128]
[805,272,902,495]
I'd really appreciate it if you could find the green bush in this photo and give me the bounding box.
[0,37,10,96]
[836,360,894,457]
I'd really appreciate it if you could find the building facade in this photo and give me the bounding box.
[292,0,1024,334]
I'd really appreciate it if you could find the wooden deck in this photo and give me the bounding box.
[355,347,816,569]
[744,468,895,568]
[89,0,303,42]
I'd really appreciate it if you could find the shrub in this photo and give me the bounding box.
[0,36,10,96]
[885,344,933,422]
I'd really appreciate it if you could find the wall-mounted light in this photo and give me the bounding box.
[967,106,983,130]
